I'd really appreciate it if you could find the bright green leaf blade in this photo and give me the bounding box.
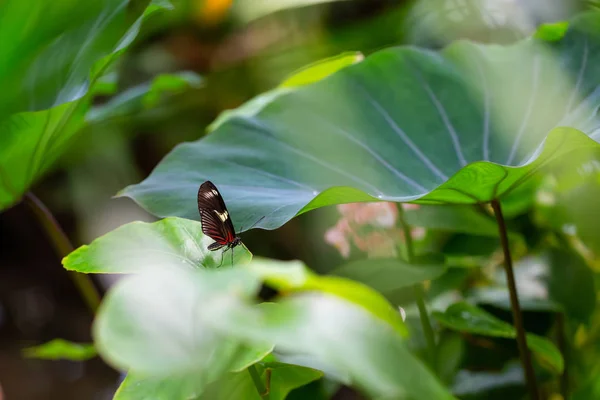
[23,339,96,361]
[0,0,169,211]
[121,12,600,231]
[263,363,323,400]
[433,302,564,374]
[0,101,86,209]
[246,258,407,336]
[114,372,204,400]
[229,343,275,373]
[280,52,364,88]
[62,217,252,273]
[329,258,447,294]
[202,362,323,400]
[534,21,569,42]
[93,267,265,377]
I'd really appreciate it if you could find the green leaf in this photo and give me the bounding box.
[280,52,364,88]
[433,302,564,374]
[120,12,600,231]
[202,362,323,400]
[114,372,204,400]
[96,259,453,399]
[0,0,169,211]
[404,205,499,236]
[87,71,203,123]
[63,217,252,273]
[435,333,464,384]
[203,291,455,399]
[329,257,447,295]
[94,267,266,378]
[544,248,596,324]
[535,21,569,42]
[23,339,96,361]
[247,258,407,336]
[0,101,87,209]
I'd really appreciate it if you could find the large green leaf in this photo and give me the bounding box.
[95,259,453,399]
[122,12,600,231]
[203,291,454,399]
[63,217,252,273]
[432,302,564,374]
[0,0,170,210]
[94,267,268,378]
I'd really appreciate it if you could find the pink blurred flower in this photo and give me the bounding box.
[325,202,423,259]
[324,219,352,258]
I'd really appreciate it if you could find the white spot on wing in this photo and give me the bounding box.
[214,210,229,222]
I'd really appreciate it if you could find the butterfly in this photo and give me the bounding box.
[197,181,242,266]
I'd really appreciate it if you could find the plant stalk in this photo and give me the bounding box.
[248,365,269,400]
[556,312,568,398]
[490,199,539,400]
[397,204,436,368]
[24,192,101,313]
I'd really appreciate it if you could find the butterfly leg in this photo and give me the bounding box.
[218,248,226,268]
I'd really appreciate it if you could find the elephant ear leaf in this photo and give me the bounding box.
[121,12,600,231]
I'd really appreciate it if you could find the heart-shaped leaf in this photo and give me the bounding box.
[121,13,600,231]
[0,0,170,211]
[63,217,252,273]
[432,302,564,374]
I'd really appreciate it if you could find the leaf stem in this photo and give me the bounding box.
[397,204,436,368]
[490,199,539,400]
[247,364,269,400]
[556,312,568,398]
[24,192,101,313]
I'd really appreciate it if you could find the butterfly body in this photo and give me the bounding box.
[207,236,241,251]
[197,181,241,258]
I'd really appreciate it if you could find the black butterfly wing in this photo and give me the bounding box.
[197,181,236,245]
